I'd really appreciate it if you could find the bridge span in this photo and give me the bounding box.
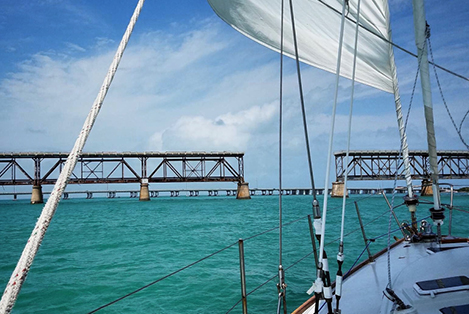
[335,150,469,181]
[0,151,250,203]
[333,150,469,197]
[0,187,413,200]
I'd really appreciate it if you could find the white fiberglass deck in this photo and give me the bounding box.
[304,240,469,313]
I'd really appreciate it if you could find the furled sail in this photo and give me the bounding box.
[207,0,394,93]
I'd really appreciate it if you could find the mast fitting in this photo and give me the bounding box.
[430,207,445,222]
[404,195,419,231]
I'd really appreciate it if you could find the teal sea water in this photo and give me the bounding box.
[1,193,468,313]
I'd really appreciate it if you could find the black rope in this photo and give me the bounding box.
[87,214,313,313]
[285,251,315,271]
[322,202,405,247]
[278,7,288,313]
[227,208,410,314]
[418,199,434,205]
[315,0,469,82]
[454,207,469,214]
[226,199,450,314]
[427,35,469,149]
[87,241,238,313]
[459,110,469,135]
[247,274,278,297]
[225,197,417,313]
[226,250,316,313]
[343,241,371,278]
[225,298,243,314]
[244,195,381,243]
[289,0,319,199]
[244,214,309,241]
[89,195,402,313]
[405,42,423,130]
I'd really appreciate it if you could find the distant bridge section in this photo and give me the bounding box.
[335,150,469,181]
[0,151,248,203]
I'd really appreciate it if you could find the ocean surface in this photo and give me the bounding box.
[1,193,468,313]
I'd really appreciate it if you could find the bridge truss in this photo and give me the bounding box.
[335,150,469,181]
[0,152,245,186]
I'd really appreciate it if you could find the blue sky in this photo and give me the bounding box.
[0,0,468,190]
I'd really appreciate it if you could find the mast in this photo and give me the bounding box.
[411,0,441,210]
[412,0,445,241]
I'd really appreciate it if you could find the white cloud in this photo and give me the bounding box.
[152,103,278,152]
[0,14,467,188]
[93,37,115,50]
[65,42,86,53]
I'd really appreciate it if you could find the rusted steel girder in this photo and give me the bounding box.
[335,150,469,181]
[0,152,245,186]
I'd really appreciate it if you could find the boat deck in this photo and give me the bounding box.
[302,239,469,313]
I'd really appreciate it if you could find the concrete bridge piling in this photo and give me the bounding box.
[139,179,150,201]
[236,182,251,199]
[30,185,43,204]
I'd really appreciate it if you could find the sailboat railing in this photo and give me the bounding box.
[238,239,248,314]
[80,195,415,313]
[354,202,374,262]
[80,195,469,313]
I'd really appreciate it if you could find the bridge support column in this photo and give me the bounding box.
[31,185,44,204]
[420,179,433,196]
[237,182,251,200]
[331,181,348,198]
[139,180,150,201]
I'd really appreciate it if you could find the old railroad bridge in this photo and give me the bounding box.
[332,150,469,196]
[0,151,249,203]
[1,150,468,202]
[335,150,469,181]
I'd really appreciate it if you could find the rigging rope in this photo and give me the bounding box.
[316,0,469,83]
[287,0,326,311]
[278,0,285,269]
[227,249,316,314]
[385,31,423,291]
[454,207,469,214]
[288,2,319,199]
[277,1,287,313]
[314,1,349,313]
[459,111,469,135]
[427,34,469,150]
[339,0,359,249]
[89,197,385,314]
[335,0,361,312]
[89,241,238,313]
[0,1,145,313]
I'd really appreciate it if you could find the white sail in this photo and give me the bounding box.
[208,0,394,93]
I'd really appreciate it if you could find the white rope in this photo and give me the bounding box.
[278,1,286,305]
[318,0,348,269]
[339,0,361,250]
[335,3,361,311]
[279,0,285,269]
[314,6,349,309]
[0,1,145,312]
[386,15,413,198]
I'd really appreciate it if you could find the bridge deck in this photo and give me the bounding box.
[0,151,245,186]
[0,151,244,158]
[335,150,469,181]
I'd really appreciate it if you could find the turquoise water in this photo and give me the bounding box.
[1,194,468,313]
